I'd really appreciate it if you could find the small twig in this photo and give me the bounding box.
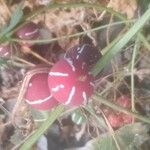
[101,110,121,150]
[0,0,11,17]
[11,67,50,127]
[29,50,54,65]
[130,38,140,112]
[22,46,54,66]
[97,10,107,21]
[13,57,36,67]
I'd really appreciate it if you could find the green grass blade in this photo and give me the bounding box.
[19,105,65,150]
[0,5,23,39]
[91,7,150,76]
[0,58,7,66]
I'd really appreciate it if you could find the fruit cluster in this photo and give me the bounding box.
[0,21,102,110]
[25,43,101,110]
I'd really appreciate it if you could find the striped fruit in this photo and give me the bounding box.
[48,58,94,106]
[25,72,58,110]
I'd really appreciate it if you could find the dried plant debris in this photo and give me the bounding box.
[0,0,11,27]
[0,65,26,99]
[108,0,137,19]
[39,8,100,48]
[0,65,25,88]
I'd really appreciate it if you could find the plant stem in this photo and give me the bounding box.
[10,20,135,44]
[130,38,140,112]
[92,93,150,124]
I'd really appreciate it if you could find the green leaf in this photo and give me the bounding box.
[31,108,49,121]
[92,7,150,76]
[93,123,149,150]
[71,109,87,125]
[0,58,7,66]
[0,5,23,39]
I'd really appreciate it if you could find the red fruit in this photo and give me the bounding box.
[48,58,94,106]
[116,95,131,108]
[25,72,58,110]
[0,44,11,58]
[16,22,39,40]
[65,44,102,70]
[122,113,133,124]
[107,113,123,128]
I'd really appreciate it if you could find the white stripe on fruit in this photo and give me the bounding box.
[49,72,69,76]
[66,58,75,71]
[51,84,65,92]
[65,86,75,105]
[26,94,53,105]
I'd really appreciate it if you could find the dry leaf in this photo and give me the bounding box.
[0,0,11,27]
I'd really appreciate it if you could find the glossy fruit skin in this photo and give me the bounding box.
[25,73,58,110]
[48,58,94,106]
[0,44,11,58]
[16,22,39,40]
[65,44,102,70]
